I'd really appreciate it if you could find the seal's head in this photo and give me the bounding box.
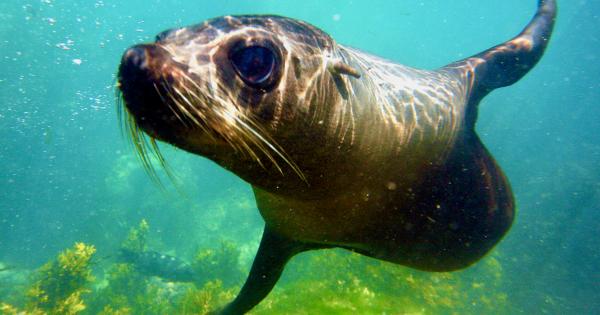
[118,15,342,189]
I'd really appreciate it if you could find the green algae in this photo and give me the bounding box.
[1,243,96,315]
[251,249,508,315]
[120,219,150,253]
[1,221,510,315]
[192,240,245,288]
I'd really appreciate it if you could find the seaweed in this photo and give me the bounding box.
[1,219,510,314]
[120,219,149,253]
[249,249,509,314]
[87,219,173,314]
[177,281,236,314]
[1,243,96,315]
[191,240,245,288]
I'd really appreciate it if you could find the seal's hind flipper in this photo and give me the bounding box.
[443,0,557,127]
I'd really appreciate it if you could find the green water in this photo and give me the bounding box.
[1,1,598,314]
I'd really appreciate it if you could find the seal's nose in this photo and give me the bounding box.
[117,43,181,139]
[118,44,157,118]
[121,44,148,71]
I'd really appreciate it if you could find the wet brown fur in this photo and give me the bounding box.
[117,1,556,313]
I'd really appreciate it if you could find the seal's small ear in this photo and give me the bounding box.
[328,60,361,78]
[327,59,360,100]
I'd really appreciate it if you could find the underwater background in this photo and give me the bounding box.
[0,0,598,314]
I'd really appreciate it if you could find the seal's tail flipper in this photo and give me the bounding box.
[443,0,557,127]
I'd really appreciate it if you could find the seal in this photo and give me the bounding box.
[117,1,556,313]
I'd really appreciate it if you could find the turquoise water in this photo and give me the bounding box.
[0,0,598,314]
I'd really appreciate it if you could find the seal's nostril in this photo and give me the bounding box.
[123,45,148,69]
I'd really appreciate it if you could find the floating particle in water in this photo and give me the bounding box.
[332,14,341,22]
[56,43,70,50]
[44,17,57,25]
[56,40,75,51]
[72,59,82,65]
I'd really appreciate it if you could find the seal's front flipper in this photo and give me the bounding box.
[216,228,308,315]
[443,0,557,127]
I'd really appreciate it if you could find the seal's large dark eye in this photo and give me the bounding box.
[230,46,277,89]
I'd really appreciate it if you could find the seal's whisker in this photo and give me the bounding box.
[175,80,248,155]
[189,74,306,181]
[177,74,214,118]
[242,115,307,182]
[115,79,128,137]
[179,72,205,94]
[175,83,218,141]
[116,92,126,136]
[173,76,224,142]
[233,113,306,181]
[190,84,279,168]
[155,81,188,128]
[231,129,266,167]
[177,74,293,175]
[220,109,271,170]
[168,86,228,148]
[169,87,202,127]
[149,137,176,183]
[116,85,172,186]
[239,116,287,170]
[171,85,222,143]
[126,114,163,184]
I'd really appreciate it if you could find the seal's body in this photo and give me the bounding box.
[118,1,556,313]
